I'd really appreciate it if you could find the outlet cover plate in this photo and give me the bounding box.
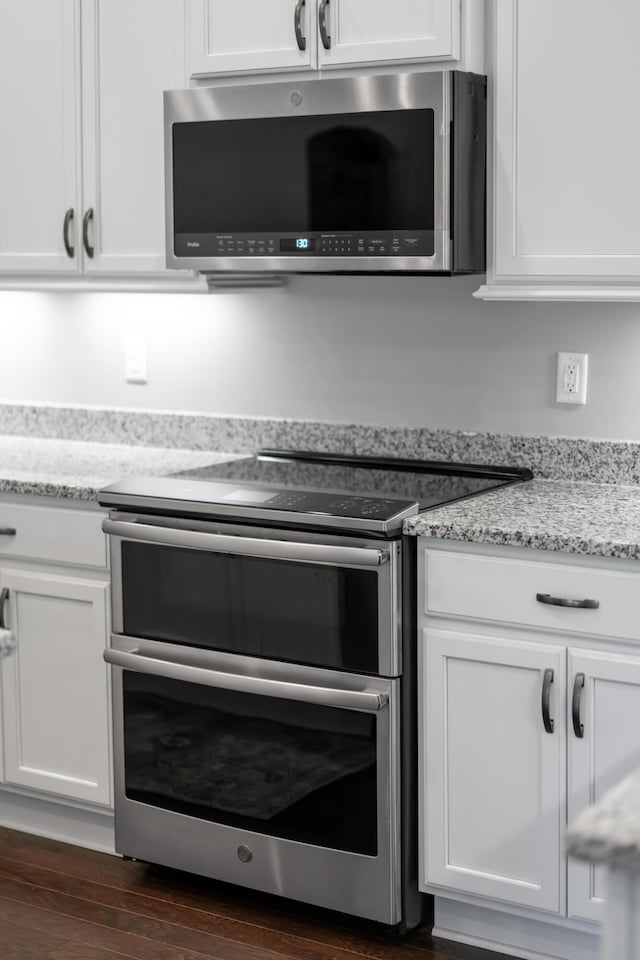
[556,352,588,404]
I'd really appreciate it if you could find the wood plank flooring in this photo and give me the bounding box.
[0,827,517,960]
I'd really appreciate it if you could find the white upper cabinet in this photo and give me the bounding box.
[189,0,466,78]
[0,1,80,274]
[0,0,193,284]
[81,0,189,277]
[189,0,315,76]
[318,0,459,69]
[477,0,640,301]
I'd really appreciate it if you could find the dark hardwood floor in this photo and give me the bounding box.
[0,827,517,960]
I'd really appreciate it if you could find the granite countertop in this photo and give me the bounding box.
[4,429,640,562]
[404,477,640,560]
[566,769,640,868]
[0,435,242,501]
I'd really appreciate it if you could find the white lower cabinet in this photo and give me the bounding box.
[0,569,110,805]
[567,649,640,923]
[0,499,111,817]
[423,627,565,912]
[420,541,640,956]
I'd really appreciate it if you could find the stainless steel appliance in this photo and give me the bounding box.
[164,71,486,278]
[99,451,530,932]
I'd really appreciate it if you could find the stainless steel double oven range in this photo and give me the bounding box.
[99,451,530,932]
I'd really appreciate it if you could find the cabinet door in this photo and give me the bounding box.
[0,0,81,274]
[492,0,640,282]
[0,569,111,806]
[567,649,640,923]
[188,0,314,77]
[421,627,565,912]
[81,0,189,275]
[318,0,459,68]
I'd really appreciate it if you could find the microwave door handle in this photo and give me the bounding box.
[104,648,388,714]
[102,518,389,567]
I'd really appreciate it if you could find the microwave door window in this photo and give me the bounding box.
[172,109,434,252]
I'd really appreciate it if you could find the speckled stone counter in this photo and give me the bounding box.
[567,769,640,868]
[404,478,640,560]
[3,402,640,485]
[0,435,242,501]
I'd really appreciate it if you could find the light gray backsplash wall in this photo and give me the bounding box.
[1,276,640,440]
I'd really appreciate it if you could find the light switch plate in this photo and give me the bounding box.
[124,336,147,384]
[556,352,588,404]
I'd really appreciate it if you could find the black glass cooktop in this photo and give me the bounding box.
[174,449,527,508]
[159,449,533,531]
[99,450,531,535]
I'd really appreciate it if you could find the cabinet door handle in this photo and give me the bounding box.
[536,593,599,610]
[319,0,331,49]
[541,668,554,733]
[82,208,95,258]
[0,588,9,629]
[63,208,75,258]
[572,672,585,739]
[294,0,306,50]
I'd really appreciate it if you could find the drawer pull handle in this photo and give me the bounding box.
[0,527,16,537]
[536,593,599,610]
[541,668,554,733]
[572,672,585,739]
[0,588,9,629]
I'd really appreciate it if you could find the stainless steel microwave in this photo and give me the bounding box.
[164,71,486,277]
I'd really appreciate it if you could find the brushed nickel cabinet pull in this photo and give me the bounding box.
[319,0,331,49]
[294,0,306,50]
[63,207,75,258]
[536,593,599,610]
[83,208,95,258]
[541,668,554,733]
[0,588,9,629]
[572,672,585,738]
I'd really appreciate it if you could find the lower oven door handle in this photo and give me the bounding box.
[102,519,389,567]
[103,648,389,713]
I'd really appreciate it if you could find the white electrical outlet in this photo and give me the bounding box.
[556,352,588,404]
[124,336,148,384]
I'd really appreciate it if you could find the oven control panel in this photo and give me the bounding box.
[229,488,416,521]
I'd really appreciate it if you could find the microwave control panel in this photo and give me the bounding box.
[176,231,435,258]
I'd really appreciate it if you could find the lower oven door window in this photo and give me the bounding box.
[107,639,398,858]
[122,668,379,855]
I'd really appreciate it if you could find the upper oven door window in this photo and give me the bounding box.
[110,522,399,676]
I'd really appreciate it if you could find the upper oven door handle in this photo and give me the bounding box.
[104,647,389,713]
[102,518,389,567]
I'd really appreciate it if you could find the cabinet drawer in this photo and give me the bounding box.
[0,502,107,569]
[425,550,640,642]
